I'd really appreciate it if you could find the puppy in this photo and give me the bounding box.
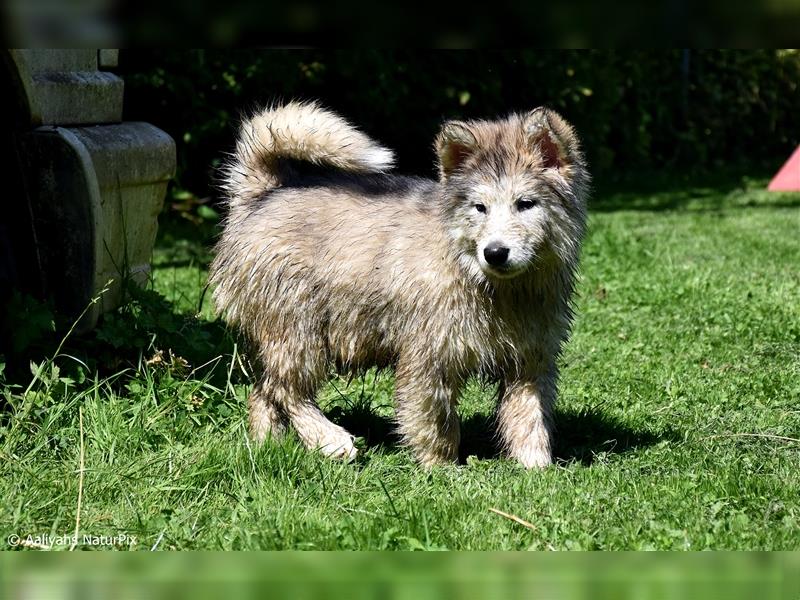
[210,101,589,467]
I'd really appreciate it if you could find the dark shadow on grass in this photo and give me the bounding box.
[553,408,676,466]
[328,404,401,452]
[328,402,675,466]
[594,188,800,214]
[460,412,499,462]
[0,281,239,392]
[328,404,500,461]
[591,169,800,213]
[459,408,673,465]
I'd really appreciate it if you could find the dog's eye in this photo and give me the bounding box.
[515,198,538,211]
[474,203,487,214]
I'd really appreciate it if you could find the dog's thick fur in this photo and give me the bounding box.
[210,100,589,468]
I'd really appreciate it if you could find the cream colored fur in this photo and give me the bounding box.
[210,101,589,468]
[222,100,394,210]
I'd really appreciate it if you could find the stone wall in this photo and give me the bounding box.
[2,49,175,331]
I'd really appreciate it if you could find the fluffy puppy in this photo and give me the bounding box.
[210,101,589,467]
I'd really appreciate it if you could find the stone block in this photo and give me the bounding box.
[18,123,176,329]
[9,49,124,125]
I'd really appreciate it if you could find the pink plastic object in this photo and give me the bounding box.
[768,146,800,191]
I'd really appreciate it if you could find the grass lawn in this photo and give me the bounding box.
[2,174,799,550]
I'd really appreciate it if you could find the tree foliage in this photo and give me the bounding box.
[120,50,800,197]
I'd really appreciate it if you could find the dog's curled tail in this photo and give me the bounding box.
[223,100,395,209]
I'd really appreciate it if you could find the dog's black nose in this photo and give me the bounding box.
[483,243,510,267]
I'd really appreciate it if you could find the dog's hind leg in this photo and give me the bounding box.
[394,358,461,467]
[254,369,357,460]
[248,376,288,442]
[253,330,357,460]
[285,398,358,460]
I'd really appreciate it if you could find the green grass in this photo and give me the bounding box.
[2,174,799,550]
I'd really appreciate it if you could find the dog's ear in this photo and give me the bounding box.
[435,121,478,178]
[523,107,579,170]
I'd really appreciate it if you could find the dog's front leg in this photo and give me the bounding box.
[394,359,461,467]
[497,368,556,469]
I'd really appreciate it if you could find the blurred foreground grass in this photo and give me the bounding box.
[2,552,799,599]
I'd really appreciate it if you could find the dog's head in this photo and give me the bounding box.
[436,108,589,283]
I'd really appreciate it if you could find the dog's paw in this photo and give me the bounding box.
[415,446,459,469]
[514,445,552,469]
[317,430,358,461]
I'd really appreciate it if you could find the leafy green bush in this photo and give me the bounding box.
[120,50,800,197]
